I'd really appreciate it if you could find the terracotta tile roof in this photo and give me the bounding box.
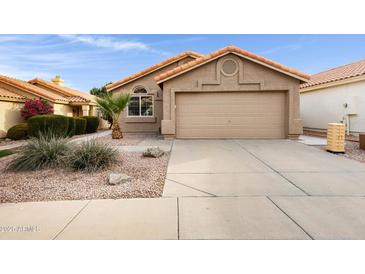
[300,59,365,89]
[0,87,26,101]
[106,51,203,90]
[28,78,96,104]
[0,75,68,102]
[65,96,89,103]
[155,45,310,83]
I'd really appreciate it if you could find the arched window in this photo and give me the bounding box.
[128,86,154,117]
[133,86,148,94]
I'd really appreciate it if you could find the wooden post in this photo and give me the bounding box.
[359,134,365,150]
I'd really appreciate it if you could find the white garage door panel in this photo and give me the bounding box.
[176,92,286,138]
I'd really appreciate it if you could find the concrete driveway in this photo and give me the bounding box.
[2,139,365,240]
[163,139,365,239]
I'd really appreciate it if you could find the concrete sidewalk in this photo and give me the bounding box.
[0,198,177,240]
[69,130,112,144]
[2,196,365,240]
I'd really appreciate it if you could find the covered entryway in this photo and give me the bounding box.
[175,91,287,138]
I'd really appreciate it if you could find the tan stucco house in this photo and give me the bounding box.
[300,59,365,136]
[107,46,309,139]
[0,75,98,138]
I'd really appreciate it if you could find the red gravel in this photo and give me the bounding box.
[0,152,170,203]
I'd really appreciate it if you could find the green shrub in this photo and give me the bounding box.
[81,116,99,133]
[28,114,69,138]
[74,117,87,135]
[66,139,117,172]
[6,133,71,171]
[6,123,28,140]
[67,117,76,137]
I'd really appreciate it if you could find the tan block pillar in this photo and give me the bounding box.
[89,106,96,116]
[82,105,90,116]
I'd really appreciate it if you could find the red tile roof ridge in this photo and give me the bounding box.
[106,51,203,90]
[155,45,310,82]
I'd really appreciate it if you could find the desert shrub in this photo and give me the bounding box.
[67,117,76,137]
[20,98,53,119]
[66,139,117,172]
[80,116,99,133]
[6,134,71,171]
[74,117,87,135]
[6,123,28,140]
[28,114,69,138]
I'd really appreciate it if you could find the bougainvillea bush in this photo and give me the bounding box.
[20,98,54,119]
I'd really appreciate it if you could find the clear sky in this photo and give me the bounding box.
[0,34,364,92]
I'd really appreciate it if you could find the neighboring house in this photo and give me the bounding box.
[0,87,26,138]
[28,77,97,117]
[107,45,309,139]
[0,75,98,138]
[300,59,365,135]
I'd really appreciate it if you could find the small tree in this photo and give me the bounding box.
[20,98,54,119]
[96,93,131,139]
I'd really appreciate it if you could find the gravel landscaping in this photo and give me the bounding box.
[0,151,170,203]
[301,134,365,163]
[342,141,365,163]
[0,138,26,148]
[318,140,365,163]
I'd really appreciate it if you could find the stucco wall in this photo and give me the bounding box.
[0,100,24,138]
[53,103,73,117]
[300,80,365,133]
[111,56,195,133]
[160,53,302,138]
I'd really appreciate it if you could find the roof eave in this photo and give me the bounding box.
[29,79,76,97]
[29,78,94,103]
[69,102,96,106]
[107,53,202,92]
[1,81,58,102]
[300,74,365,93]
[0,96,26,103]
[54,99,70,104]
[156,51,309,84]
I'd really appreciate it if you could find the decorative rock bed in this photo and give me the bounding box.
[0,151,170,203]
[318,140,365,163]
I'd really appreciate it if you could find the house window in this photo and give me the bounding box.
[128,86,154,117]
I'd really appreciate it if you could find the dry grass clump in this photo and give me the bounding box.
[66,139,117,172]
[6,134,71,171]
[6,134,117,172]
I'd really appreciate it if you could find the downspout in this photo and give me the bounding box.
[345,114,350,136]
[342,102,350,136]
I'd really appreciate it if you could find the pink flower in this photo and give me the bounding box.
[20,98,54,119]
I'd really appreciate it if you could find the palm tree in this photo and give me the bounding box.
[96,93,131,139]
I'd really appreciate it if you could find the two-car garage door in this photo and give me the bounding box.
[176,91,287,139]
